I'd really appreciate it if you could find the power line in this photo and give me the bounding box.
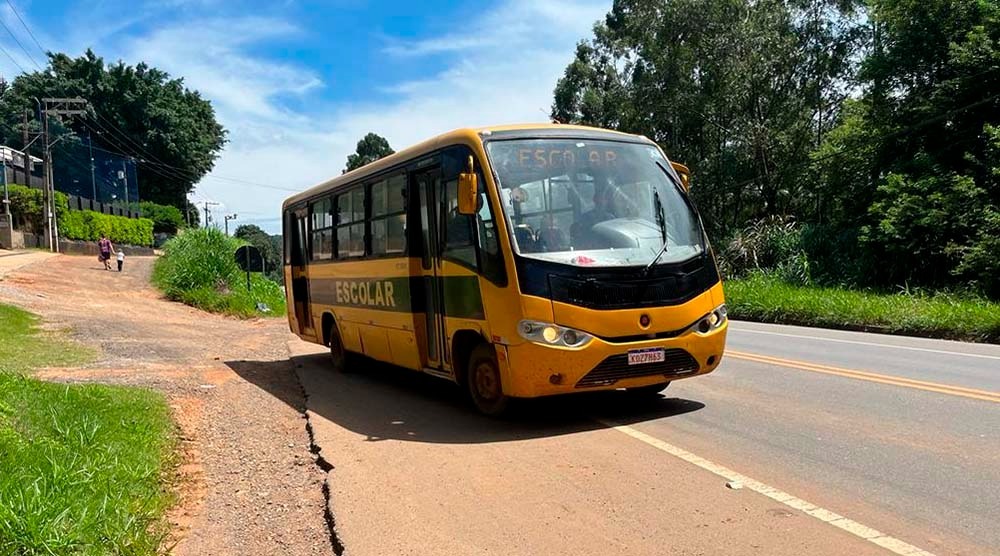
[76,120,300,192]
[4,0,45,59]
[81,114,300,191]
[0,42,25,73]
[0,15,39,70]
[83,116,193,184]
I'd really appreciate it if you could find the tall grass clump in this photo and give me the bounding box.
[152,228,286,318]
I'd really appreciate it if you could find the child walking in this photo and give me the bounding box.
[116,250,125,272]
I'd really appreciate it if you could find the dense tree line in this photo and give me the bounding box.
[553,0,999,298]
[0,50,226,210]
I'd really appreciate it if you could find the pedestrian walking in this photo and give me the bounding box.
[98,234,115,271]
[116,250,125,272]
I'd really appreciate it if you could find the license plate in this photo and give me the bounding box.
[628,348,665,366]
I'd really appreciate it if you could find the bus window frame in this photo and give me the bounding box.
[333,185,367,260]
[440,145,507,287]
[367,171,409,259]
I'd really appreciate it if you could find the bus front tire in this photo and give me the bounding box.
[625,381,671,396]
[467,343,509,417]
[329,327,349,373]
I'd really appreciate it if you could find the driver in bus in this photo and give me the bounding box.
[571,185,616,249]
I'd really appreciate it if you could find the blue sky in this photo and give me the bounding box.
[0,0,610,232]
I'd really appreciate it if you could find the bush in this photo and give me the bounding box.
[60,210,154,246]
[138,201,186,234]
[152,228,286,318]
[717,216,810,285]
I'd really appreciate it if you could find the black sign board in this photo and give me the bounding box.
[235,245,264,272]
[235,245,265,292]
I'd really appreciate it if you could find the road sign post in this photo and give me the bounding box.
[234,244,264,292]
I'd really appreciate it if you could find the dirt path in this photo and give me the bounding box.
[0,254,334,555]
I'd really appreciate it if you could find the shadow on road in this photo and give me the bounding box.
[227,352,705,445]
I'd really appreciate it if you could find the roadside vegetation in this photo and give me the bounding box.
[555,0,999,339]
[152,227,286,318]
[725,274,1000,343]
[7,184,155,247]
[717,216,1000,343]
[0,303,175,555]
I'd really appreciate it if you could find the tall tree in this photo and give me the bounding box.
[851,0,1000,289]
[552,0,863,237]
[0,50,227,208]
[344,133,394,173]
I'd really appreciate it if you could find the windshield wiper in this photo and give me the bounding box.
[643,188,669,275]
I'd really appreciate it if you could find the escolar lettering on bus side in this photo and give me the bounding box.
[334,279,397,308]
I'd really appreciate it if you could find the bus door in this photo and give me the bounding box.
[289,206,315,338]
[413,166,448,373]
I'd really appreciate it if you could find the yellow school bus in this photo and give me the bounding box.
[282,124,727,415]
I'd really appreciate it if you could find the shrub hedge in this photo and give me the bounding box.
[7,184,154,246]
[60,210,154,246]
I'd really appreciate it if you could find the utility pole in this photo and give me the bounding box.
[88,131,96,201]
[38,98,88,252]
[21,110,29,186]
[203,200,219,229]
[120,160,129,205]
[2,154,8,216]
[224,213,237,236]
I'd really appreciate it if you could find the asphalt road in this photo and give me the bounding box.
[293,321,1000,556]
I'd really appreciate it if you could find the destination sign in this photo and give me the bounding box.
[515,147,620,170]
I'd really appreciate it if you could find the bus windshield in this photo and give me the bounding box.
[486,138,705,267]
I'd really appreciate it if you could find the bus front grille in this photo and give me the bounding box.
[576,349,699,388]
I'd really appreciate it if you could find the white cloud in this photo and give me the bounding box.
[131,0,608,233]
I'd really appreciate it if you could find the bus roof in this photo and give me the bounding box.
[282,123,646,208]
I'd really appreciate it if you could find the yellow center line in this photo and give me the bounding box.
[727,350,1000,404]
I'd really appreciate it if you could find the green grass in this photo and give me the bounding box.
[151,228,286,318]
[0,305,96,373]
[0,304,176,555]
[725,273,1000,343]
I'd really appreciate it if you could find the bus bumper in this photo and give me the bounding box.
[500,321,728,398]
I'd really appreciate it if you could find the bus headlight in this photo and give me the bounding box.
[518,320,592,348]
[690,304,728,335]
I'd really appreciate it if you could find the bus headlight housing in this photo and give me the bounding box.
[691,304,728,335]
[518,320,593,348]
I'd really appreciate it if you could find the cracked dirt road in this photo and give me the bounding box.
[0,253,334,555]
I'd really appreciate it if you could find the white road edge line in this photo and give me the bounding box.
[732,328,1000,361]
[601,421,937,556]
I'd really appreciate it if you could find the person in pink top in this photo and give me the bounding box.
[97,234,115,271]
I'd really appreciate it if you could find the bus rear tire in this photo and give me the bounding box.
[329,326,349,373]
[625,381,670,396]
[467,343,509,417]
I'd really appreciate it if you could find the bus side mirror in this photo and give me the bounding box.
[671,162,691,191]
[457,156,478,215]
